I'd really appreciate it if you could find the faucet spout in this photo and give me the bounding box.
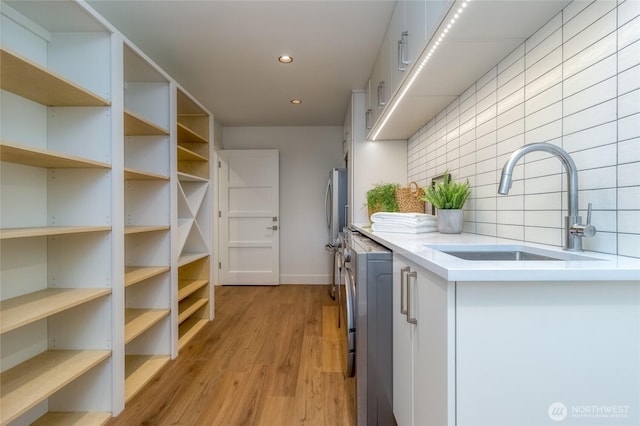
[498,143,594,251]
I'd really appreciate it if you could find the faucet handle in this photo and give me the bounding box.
[572,202,597,238]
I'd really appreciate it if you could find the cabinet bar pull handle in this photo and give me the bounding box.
[406,271,418,324]
[400,266,410,315]
[377,81,386,108]
[398,31,409,71]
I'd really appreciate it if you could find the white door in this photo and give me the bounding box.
[219,150,279,285]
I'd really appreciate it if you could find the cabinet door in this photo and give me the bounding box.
[413,266,452,426]
[392,255,414,426]
[405,0,426,70]
[388,1,406,92]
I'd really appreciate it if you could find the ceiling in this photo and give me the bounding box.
[87,0,397,127]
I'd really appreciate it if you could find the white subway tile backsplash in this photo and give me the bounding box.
[564,121,617,152]
[563,99,616,135]
[563,32,617,79]
[525,84,562,115]
[499,44,525,74]
[527,13,562,53]
[619,210,640,234]
[526,65,563,99]
[563,0,616,42]
[619,40,640,72]
[527,28,562,68]
[526,102,563,132]
[563,76,617,117]
[563,54,616,97]
[619,0,640,26]
[405,1,639,257]
[618,138,640,164]
[618,113,640,140]
[524,120,562,144]
[526,47,562,84]
[618,14,640,49]
[564,9,616,60]
[618,162,640,187]
[619,89,640,117]
[524,210,562,228]
[618,186,640,209]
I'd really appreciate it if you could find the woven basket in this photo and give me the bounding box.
[395,182,425,213]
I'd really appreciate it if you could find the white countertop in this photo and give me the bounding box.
[353,224,640,282]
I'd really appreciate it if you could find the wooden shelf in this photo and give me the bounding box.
[178,298,208,324]
[32,411,111,426]
[0,48,110,107]
[178,317,208,350]
[177,172,208,182]
[177,279,208,302]
[177,145,207,162]
[124,110,169,136]
[124,225,170,235]
[177,122,207,144]
[125,309,170,344]
[124,355,170,403]
[0,141,111,169]
[124,167,169,181]
[0,226,111,240]
[0,350,111,425]
[1,288,111,335]
[125,266,170,288]
[178,253,209,267]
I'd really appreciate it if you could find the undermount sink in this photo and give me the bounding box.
[426,245,602,262]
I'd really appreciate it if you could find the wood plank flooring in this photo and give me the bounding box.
[108,285,356,426]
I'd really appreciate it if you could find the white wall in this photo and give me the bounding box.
[407,0,640,258]
[222,126,345,284]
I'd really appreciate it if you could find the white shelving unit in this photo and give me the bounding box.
[175,89,213,351]
[1,1,215,421]
[122,42,172,403]
[0,3,114,423]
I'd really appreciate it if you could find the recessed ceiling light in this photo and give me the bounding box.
[290,99,302,105]
[278,55,293,63]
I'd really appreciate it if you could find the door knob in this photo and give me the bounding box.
[266,225,278,230]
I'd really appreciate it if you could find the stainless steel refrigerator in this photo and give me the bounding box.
[325,168,347,247]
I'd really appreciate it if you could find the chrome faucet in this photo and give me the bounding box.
[498,143,596,251]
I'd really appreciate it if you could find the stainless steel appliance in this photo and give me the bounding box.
[342,228,394,426]
[325,167,347,299]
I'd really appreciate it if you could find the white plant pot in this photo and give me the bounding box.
[437,209,464,234]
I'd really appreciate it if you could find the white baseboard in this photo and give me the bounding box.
[279,274,331,285]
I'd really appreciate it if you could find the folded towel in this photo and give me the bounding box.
[371,222,438,234]
[371,212,437,226]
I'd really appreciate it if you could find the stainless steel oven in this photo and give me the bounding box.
[341,228,395,426]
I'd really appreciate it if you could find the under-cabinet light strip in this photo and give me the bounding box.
[371,0,471,141]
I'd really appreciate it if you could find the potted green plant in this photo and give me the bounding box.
[366,183,399,220]
[422,172,470,233]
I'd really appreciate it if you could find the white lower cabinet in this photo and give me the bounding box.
[393,254,454,426]
[393,253,640,426]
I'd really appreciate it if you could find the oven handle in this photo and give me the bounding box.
[400,266,410,315]
[407,271,418,324]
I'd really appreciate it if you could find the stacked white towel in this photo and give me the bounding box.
[370,212,438,234]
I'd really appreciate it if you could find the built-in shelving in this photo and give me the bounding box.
[178,253,209,268]
[0,226,111,240]
[124,167,169,181]
[125,309,170,344]
[178,298,208,324]
[178,318,208,350]
[0,350,111,424]
[177,122,207,144]
[124,225,170,235]
[31,411,111,426]
[125,266,171,288]
[177,279,209,302]
[177,171,208,182]
[0,48,110,107]
[124,355,170,403]
[177,145,208,162]
[124,110,169,136]
[0,142,111,169]
[0,288,111,334]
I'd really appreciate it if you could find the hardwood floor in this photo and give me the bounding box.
[109,285,356,425]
